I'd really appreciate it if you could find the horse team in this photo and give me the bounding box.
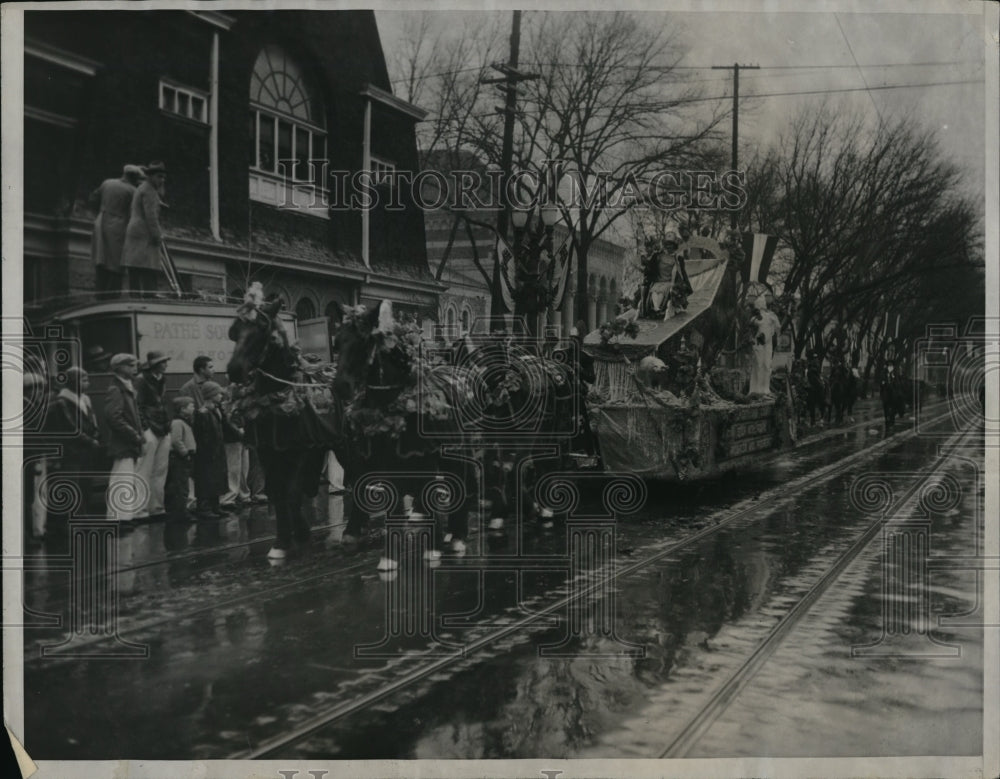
[226,289,581,565]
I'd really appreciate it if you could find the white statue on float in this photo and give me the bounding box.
[748,290,781,395]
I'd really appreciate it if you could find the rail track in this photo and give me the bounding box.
[224,407,963,759]
[657,423,976,758]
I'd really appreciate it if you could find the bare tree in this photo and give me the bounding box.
[510,12,728,324]
[763,104,981,360]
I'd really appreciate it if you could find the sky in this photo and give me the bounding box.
[376,6,988,208]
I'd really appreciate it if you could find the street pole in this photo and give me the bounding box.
[482,11,537,333]
[711,63,758,230]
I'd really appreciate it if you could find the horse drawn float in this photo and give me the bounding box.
[581,236,797,482]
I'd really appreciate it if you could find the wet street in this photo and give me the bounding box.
[20,399,985,760]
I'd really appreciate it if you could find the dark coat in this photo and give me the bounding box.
[47,392,102,470]
[178,375,207,409]
[89,177,136,271]
[122,181,164,270]
[193,406,227,498]
[135,370,170,437]
[104,377,144,460]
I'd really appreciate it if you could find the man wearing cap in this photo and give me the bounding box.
[122,161,167,297]
[104,354,144,521]
[134,350,172,518]
[89,165,144,298]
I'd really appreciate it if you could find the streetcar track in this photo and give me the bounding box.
[657,423,976,758]
[228,409,957,759]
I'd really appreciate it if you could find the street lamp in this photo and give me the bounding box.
[510,202,560,339]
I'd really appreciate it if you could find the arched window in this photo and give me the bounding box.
[295,297,316,321]
[460,307,471,335]
[445,306,457,339]
[249,45,326,185]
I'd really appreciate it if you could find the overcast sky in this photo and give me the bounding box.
[376,6,988,206]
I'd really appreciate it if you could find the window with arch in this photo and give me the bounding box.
[460,307,471,335]
[445,305,457,339]
[295,297,317,321]
[249,45,327,194]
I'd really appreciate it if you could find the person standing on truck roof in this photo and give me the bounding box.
[134,351,172,519]
[178,356,214,410]
[104,354,145,523]
[122,161,167,298]
[90,164,144,299]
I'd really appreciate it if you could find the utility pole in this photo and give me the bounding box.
[711,62,758,229]
[481,10,537,332]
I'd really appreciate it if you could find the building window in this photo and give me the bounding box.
[460,307,471,335]
[295,297,317,321]
[371,156,395,185]
[160,80,208,124]
[249,45,327,192]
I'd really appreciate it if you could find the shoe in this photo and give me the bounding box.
[451,538,467,556]
[377,556,398,571]
[220,501,238,510]
[267,547,287,560]
[211,509,228,518]
[251,495,268,504]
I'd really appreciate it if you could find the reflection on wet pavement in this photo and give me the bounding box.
[21,402,981,760]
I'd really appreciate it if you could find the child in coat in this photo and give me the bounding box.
[165,396,196,523]
[193,381,228,518]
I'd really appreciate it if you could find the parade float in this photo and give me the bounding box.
[582,232,796,482]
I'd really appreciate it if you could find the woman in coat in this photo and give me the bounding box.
[122,161,167,296]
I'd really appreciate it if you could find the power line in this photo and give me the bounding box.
[698,78,981,103]
[835,13,882,121]
[389,59,978,86]
[464,78,981,117]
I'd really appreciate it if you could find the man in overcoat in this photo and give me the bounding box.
[134,350,172,518]
[104,354,145,521]
[90,165,143,297]
[122,161,167,296]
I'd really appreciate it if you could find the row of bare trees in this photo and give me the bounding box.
[736,106,983,384]
[390,12,983,373]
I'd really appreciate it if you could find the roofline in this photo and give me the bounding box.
[360,84,427,122]
[186,10,237,31]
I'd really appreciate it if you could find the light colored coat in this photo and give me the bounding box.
[122,181,164,270]
[90,178,136,271]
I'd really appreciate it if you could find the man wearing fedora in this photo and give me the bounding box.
[122,161,168,297]
[104,354,144,522]
[90,164,144,298]
[134,350,172,518]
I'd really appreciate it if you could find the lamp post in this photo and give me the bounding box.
[510,202,560,339]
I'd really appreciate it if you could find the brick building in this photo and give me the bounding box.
[23,9,442,321]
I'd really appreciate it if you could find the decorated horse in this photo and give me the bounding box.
[226,285,339,561]
[329,301,580,548]
[227,285,579,567]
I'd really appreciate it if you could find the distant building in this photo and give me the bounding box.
[419,151,628,337]
[23,9,443,321]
